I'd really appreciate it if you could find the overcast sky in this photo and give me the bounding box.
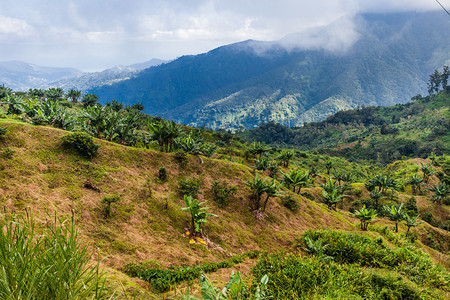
[0,0,447,71]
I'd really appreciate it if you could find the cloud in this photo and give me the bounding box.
[0,15,33,36]
[0,0,445,70]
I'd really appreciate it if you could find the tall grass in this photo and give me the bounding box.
[0,210,109,299]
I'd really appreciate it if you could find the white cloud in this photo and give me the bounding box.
[0,0,446,70]
[0,15,32,36]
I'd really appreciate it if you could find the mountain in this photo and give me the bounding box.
[48,58,169,92]
[91,11,450,130]
[0,58,168,92]
[0,61,82,91]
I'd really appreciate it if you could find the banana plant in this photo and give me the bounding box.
[181,195,217,235]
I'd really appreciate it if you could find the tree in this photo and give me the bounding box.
[441,65,449,89]
[351,205,377,230]
[245,173,269,211]
[67,89,81,103]
[247,142,268,158]
[181,195,217,236]
[404,214,422,235]
[147,119,181,152]
[384,204,406,233]
[428,69,442,94]
[261,179,283,212]
[106,100,123,111]
[369,190,383,206]
[28,88,44,99]
[325,160,333,175]
[82,93,99,108]
[0,85,12,99]
[45,88,63,101]
[3,94,24,115]
[278,149,295,167]
[420,163,435,183]
[322,189,344,211]
[406,174,424,194]
[429,182,449,205]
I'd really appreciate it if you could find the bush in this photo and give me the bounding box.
[1,147,15,159]
[422,212,433,224]
[178,178,201,197]
[158,167,167,181]
[282,196,299,212]
[102,194,121,218]
[211,180,237,206]
[173,150,187,166]
[0,211,107,299]
[0,127,7,139]
[61,132,99,158]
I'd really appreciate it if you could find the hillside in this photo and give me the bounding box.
[91,11,450,130]
[240,91,450,165]
[0,116,449,298]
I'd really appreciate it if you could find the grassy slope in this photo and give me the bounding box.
[0,120,448,298]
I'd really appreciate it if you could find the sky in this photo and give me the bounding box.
[0,0,448,71]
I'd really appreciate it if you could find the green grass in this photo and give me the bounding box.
[0,211,110,299]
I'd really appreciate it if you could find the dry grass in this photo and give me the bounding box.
[0,120,448,298]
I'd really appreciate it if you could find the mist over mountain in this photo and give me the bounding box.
[0,61,82,91]
[0,59,168,92]
[91,11,450,130]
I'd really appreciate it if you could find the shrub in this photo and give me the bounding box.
[0,211,107,299]
[422,212,433,224]
[0,127,7,139]
[173,150,187,166]
[124,251,260,292]
[1,147,15,159]
[178,178,201,197]
[61,132,99,158]
[282,196,299,212]
[158,167,167,181]
[211,180,237,206]
[102,194,121,218]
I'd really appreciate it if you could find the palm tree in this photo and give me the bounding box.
[367,174,397,194]
[322,189,344,211]
[325,160,333,175]
[147,119,181,152]
[429,182,449,205]
[82,93,99,108]
[247,142,268,158]
[406,174,424,194]
[404,214,422,235]
[420,163,435,183]
[3,94,24,115]
[351,205,377,230]
[261,179,283,212]
[369,190,384,206]
[320,178,339,194]
[45,88,63,101]
[181,195,217,236]
[67,89,82,103]
[245,173,269,211]
[291,171,309,194]
[278,149,295,167]
[384,204,406,233]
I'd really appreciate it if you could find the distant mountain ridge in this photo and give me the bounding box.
[91,11,450,130]
[0,61,82,91]
[0,58,168,92]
